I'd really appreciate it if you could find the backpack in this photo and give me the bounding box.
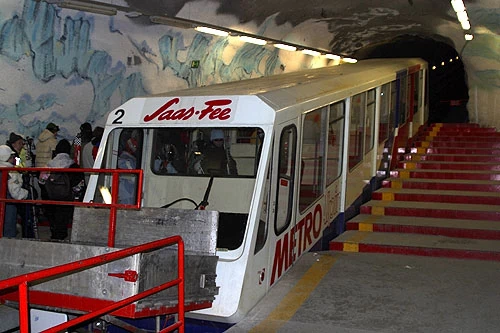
[45,172,72,201]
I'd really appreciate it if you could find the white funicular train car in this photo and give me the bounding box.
[84,58,428,324]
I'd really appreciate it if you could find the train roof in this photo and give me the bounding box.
[107,58,426,127]
[152,58,426,106]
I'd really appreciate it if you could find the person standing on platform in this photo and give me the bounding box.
[71,122,92,166]
[81,126,104,184]
[36,123,59,168]
[6,132,37,238]
[0,145,28,238]
[43,139,84,240]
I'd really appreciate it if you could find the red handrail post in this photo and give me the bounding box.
[108,170,120,247]
[178,238,185,333]
[19,282,29,332]
[0,170,8,238]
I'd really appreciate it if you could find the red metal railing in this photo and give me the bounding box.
[0,236,185,333]
[0,167,143,247]
[0,166,186,332]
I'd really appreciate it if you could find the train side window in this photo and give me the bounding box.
[349,92,366,170]
[275,125,297,235]
[379,83,391,143]
[399,75,408,125]
[326,101,345,185]
[116,128,143,205]
[299,108,326,213]
[390,81,397,131]
[254,163,271,254]
[365,89,376,153]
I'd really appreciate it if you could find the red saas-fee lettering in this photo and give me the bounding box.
[143,98,233,122]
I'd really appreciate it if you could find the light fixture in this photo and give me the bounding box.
[432,65,437,70]
[449,58,453,62]
[451,0,465,13]
[441,61,445,66]
[465,34,474,41]
[302,49,321,56]
[274,43,297,51]
[194,26,229,37]
[150,16,195,29]
[456,11,469,23]
[460,20,471,30]
[342,58,358,64]
[239,35,267,45]
[56,0,117,16]
[325,54,341,60]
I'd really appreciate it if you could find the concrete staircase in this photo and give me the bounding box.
[331,123,500,260]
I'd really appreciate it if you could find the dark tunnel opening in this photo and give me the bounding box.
[354,35,469,124]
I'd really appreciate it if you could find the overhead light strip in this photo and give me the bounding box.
[239,35,267,45]
[450,0,473,40]
[274,43,297,51]
[195,26,229,37]
[40,0,356,62]
[57,0,117,16]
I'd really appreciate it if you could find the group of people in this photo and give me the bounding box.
[0,121,104,240]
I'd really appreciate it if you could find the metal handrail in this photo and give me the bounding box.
[0,236,185,333]
[0,167,143,247]
[0,166,186,332]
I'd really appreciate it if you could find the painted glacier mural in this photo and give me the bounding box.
[0,0,327,145]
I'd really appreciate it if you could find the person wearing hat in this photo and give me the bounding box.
[36,122,59,168]
[194,129,238,176]
[6,132,27,167]
[0,145,29,237]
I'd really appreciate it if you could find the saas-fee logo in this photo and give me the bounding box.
[143,98,233,122]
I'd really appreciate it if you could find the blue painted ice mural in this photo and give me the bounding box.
[0,0,285,144]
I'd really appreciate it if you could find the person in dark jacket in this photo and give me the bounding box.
[43,139,84,240]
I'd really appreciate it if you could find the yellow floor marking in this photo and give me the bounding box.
[391,180,403,189]
[399,170,410,179]
[416,147,426,154]
[382,192,395,201]
[343,243,359,252]
[343,231,371,252]
[404,162,416,170]
[249,255,338,333]
[358,223,373,232]
[372,206,385,215]
[420,141,430,148]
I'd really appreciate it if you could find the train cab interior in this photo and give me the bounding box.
[87,126,266,252]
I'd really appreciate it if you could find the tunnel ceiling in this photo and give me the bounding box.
[112,0,497,58]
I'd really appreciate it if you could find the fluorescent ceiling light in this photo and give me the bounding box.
[465,34,474,40]
[57,0,117,16]
[343,58,358,64]
[456,11,469,23]
[302,49,321,56]
[325,53,341,60]
[150,16,195,29]
[274,43,297,51]
[239,35,267,45]
[195,26,229,37]
[460,20,471,30]
[451,0,465,13]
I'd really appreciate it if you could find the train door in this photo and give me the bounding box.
[268,120,298,286]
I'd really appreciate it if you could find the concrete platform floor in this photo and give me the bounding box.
[228,251,500,333]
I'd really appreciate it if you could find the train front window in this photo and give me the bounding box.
[151,127,263,177]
